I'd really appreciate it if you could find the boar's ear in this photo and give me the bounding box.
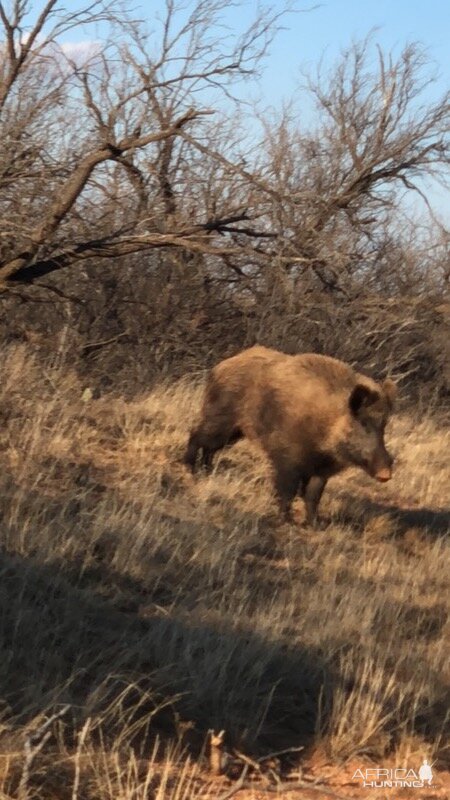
[349,384,380,416]
[382,378,397,408]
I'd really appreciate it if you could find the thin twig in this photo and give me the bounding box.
[256,744,305,762]
[72,717,90,800]
[18,705,71,800]
[80,331,128,351]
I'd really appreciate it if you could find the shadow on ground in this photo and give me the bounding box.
[0,478,448,791]
[336,491,450,540]
[0,540,329,756]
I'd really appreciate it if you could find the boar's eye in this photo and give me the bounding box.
[358,415,373,433]
[361,414,385,435]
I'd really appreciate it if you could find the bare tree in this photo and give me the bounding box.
[245,38,450,297]
[0,0,286,288]
[1,12,449,395]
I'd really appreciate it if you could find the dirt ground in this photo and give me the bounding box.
[208,758,450,799]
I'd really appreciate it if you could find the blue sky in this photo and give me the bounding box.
[255,0,449,105]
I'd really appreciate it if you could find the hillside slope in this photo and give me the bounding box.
[0,345,448,799]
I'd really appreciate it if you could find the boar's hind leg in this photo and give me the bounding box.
[183,428,202,472]
[302,476,327,526]
[184,425,242,472]
[200,427,243,469]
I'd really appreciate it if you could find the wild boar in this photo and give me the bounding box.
[183,346,397,525]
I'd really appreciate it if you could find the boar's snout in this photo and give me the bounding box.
[374,466,392,482]
[372,450,394,482]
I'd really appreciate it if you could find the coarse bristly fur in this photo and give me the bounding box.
[184,346,397,524]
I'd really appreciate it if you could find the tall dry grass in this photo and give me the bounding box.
[0,344,448,798]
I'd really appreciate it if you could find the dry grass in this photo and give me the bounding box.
[0,344,449,799]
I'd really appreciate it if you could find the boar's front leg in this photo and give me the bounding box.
[272,462,327,527]
[302,475,327,526]
[273,462,302,522]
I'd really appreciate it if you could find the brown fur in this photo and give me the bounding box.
[184,347,397,525]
